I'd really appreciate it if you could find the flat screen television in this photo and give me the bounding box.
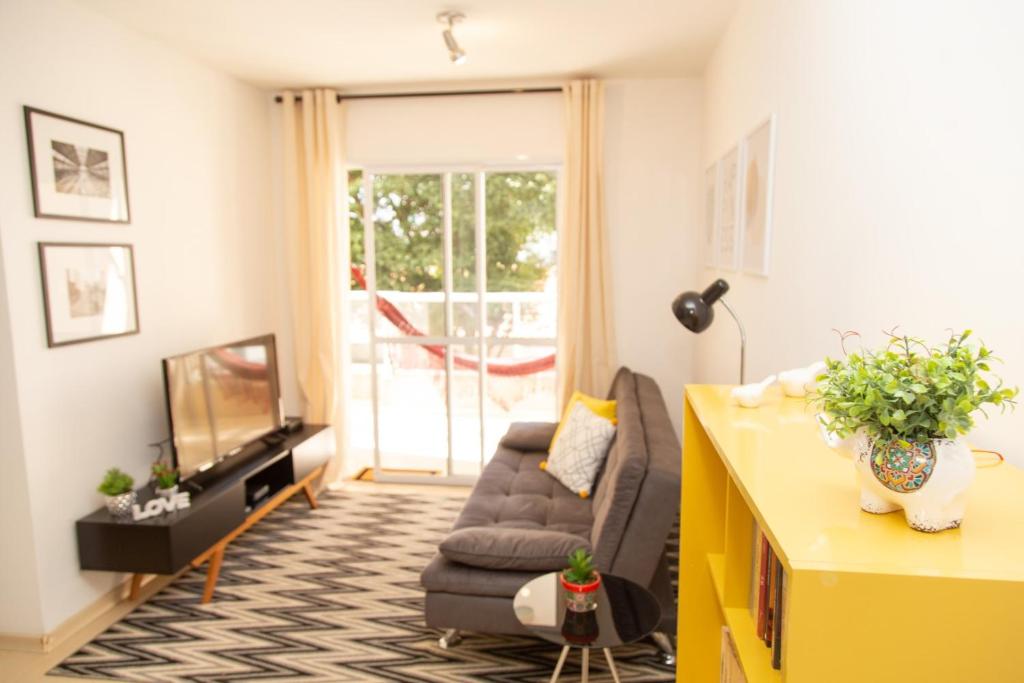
[162,334,282,480]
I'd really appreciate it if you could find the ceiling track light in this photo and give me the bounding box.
[437,11,467,65]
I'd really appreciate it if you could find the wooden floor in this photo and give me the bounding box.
[0,480,469,682]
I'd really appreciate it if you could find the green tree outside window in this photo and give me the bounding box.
[348,170,556,295]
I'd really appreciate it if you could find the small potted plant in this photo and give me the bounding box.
[151,461,179,499]
[813,330,1016,532]
[98,467,136,516]
[561,548,601,612]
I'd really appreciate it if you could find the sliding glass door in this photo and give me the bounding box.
[348,168,557,482]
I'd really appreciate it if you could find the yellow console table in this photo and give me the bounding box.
[677,385,1024,683]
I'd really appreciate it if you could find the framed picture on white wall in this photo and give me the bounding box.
[716,146,741,270]
[38,242,139,347]
[24,107,131,223]
[739,116,776,276]
[704,163,718,268]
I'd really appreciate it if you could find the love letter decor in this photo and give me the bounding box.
[131,491,191,521]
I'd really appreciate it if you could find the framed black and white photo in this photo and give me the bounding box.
[739,115,776,276]
[24,107,130,223]
[38,243,139,347]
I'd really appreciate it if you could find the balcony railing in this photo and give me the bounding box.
[349,288,556,343]
[347,289,557,474]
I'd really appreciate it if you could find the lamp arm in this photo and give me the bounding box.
[719,298,746,385]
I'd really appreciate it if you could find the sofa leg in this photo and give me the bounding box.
[438,629,463,649]
[651,631,676,666]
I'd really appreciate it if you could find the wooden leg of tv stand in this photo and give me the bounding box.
[302,481,319,509]
[202,545,225,604]
[191,464,326,604]
[129,573,143,600]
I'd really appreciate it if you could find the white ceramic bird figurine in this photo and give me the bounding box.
[778,361,827,397]
[730,375,777,408]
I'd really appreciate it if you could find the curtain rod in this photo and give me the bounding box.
[273,86,562,103]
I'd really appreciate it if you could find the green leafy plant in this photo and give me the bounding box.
[97,468,134,497]
[151,461,178,489]
[563,548,598,585]
[812,330,1017,443]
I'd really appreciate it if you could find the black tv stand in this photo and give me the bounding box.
[76,423,330,603]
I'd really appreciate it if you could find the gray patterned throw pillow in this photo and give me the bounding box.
[541,402,616,498]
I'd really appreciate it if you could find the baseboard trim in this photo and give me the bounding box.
[0,631,44,654]
[0,572,173,653]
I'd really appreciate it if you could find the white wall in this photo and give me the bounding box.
[345,90,564,167]
[700,0,1024,463]
[604,79,703,433]
[0,0,277,635]
[0,232,45,637]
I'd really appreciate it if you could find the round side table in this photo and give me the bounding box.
[513,572,661,682]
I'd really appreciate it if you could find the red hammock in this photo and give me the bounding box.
[350,266,555,377]
[209,348,268,380]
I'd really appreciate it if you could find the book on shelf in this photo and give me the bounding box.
[781,559,790,653]
[772,558,785,669]
[763,542,775,647]
[720,626,748,683]
[755,533,770,638]
[750,526,788,670]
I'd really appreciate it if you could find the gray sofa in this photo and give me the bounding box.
[420,367,680,661]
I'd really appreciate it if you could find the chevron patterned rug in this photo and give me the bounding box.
[52,488,675,682]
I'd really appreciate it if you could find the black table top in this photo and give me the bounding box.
[513,572,661,649]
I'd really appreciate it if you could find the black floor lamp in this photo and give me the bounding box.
[671,279,746,385]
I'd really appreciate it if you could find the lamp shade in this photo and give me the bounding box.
[671,279,730,333]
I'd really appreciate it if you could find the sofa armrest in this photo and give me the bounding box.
[607,467,680,585]
[440,527,590,571]
[499,422,558,452]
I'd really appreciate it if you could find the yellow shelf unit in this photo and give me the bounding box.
[676,385,1024,683]
[706,552,725,604]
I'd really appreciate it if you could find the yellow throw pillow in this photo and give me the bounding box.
[549,390,617,451]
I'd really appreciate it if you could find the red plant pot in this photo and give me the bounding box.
[560,571,601,612]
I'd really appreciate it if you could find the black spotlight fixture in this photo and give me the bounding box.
[437,11,467,65]
[672,279,746,384]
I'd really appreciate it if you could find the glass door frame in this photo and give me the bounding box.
[359,164,561,485]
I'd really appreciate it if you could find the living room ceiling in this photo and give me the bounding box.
[81,0,737,89]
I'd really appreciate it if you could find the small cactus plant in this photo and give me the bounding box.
[561,548,600,612]
[563,548,598,585]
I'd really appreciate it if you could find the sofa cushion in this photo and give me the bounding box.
[453,445,593,538]
[440,527,591,571]
[542,402,617,497]
[421,553,540,598]
[499,421,557,453]
[550,390,617,450]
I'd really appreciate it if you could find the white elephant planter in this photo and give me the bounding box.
[821,426,975,533]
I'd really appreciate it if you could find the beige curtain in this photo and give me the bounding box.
[280,89,349,482]
[557,79,617,409]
